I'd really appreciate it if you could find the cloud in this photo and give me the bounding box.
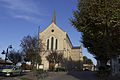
[0,0,40,14]
[14,15,41,22]
[15,15,33,20]
[0,0,44,22]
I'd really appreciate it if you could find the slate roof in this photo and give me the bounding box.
[72,46,81,49]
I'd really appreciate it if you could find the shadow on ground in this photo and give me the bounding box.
[0,72,28,80]
[67,71,97,80]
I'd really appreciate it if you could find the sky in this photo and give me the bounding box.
[0,0,97,65]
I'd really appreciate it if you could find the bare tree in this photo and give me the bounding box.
[46,51,63,70]
[20,35,44,67]
[8,50,23,65]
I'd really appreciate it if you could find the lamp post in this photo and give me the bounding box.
[1,45,12,66]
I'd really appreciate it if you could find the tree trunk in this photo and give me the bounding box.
[99,59,108,70]
[110,56,118,76]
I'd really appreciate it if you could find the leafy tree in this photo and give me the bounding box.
[70,0,120,67]
[46,51,63,69]
[83,56,93,64]
[8,50,23,65]
[20,35,44,67]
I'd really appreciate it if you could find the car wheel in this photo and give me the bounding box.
[10,73,13,77]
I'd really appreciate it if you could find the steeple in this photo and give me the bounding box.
[51,9,56,24]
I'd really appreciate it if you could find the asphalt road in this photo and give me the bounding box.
[45,71,97,80]
[0,74,21,80]
[0,71,97,80]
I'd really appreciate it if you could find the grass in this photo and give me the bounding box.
[20,77,32,80]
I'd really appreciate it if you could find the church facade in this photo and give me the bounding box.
[39,10,83,70]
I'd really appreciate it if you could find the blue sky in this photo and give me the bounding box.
[0,0,97,65]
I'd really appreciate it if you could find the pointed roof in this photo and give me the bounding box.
[72,46,81,49]
[51,9,56,24]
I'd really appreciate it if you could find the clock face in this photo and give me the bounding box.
[51,29,54,32]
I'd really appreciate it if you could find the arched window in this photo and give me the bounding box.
[55,39,58,50]
[47,39,49,50]
[51,37,54,50]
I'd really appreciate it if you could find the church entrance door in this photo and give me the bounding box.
[49,62,54,70]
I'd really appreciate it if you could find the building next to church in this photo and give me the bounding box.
[39,10,83,70]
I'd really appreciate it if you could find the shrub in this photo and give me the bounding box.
[99,66,105,71]
[56,67,65,72]
[21,63,33,70]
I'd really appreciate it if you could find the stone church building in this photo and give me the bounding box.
[39,10,83,70]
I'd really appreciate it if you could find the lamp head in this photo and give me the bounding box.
[9,45,12,48]
[1,50,5,54]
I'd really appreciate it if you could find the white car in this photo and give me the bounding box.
[0,65,22,76]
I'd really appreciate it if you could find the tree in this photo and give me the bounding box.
[46,51,63,70]
[70,0,120,68]
[8,50,23,65]
[20,35,44,67]
[83,56,93,64]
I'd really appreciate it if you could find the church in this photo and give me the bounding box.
[39,10,83,70]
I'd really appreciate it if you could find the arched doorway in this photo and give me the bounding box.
[49,62,54,70]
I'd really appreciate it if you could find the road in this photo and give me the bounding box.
[45,71,97,80]
[0,71,97,80]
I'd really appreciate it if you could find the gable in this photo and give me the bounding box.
[40,23,65,39]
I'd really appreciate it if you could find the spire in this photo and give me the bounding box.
[51,9,56,24]
[65,26,67,32]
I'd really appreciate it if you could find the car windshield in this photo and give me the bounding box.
[2,66,14,69]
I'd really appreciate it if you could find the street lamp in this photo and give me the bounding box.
[1,45,12,65]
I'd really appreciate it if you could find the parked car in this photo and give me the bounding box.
[0,65,22,76]
[84,69,90,71]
